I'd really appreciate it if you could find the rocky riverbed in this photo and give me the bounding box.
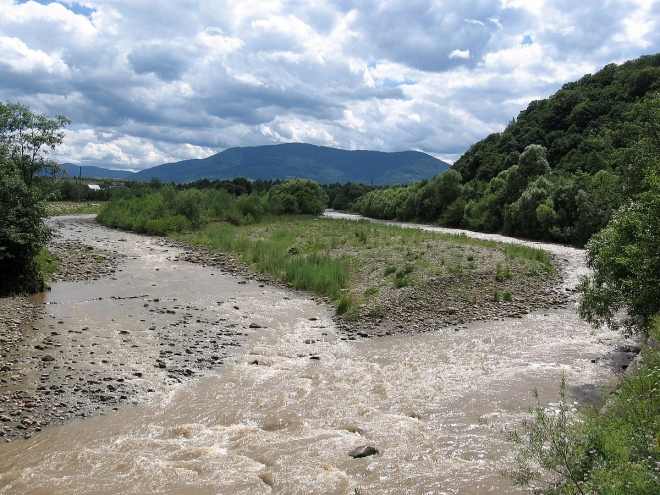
[0,229,254,441]
[176,241,571,338]
[0,216,589,441]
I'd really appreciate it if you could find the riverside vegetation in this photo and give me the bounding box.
[181,216,560,336]
[95,183,561,336]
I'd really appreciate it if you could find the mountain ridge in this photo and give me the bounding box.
[128,143,450,185]
[54,163,133,180]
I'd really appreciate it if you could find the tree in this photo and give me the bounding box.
[266,178,328,215]
[578,94,660,334]
[578,180,660,334]
[1,102,70,188]
[0,102,70,295]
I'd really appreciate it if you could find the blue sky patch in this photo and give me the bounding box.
[378,78,415,89]
[521,34,534,45]
[19,1,95,18]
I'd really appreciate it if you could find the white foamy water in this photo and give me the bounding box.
[0,215,627,495]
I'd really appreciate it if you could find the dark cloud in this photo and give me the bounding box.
[128,44,191,81]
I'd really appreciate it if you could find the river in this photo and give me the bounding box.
[0,213,628,494]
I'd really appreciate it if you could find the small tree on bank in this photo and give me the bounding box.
[578,94,660,335]
[0,102,70,295]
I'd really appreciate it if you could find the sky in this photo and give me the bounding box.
[2,0,660,172]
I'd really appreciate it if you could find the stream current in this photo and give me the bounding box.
[0,213,628,494]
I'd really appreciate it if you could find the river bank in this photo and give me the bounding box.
[1,217,257,441]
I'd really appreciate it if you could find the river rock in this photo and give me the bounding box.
[348,445,379,458]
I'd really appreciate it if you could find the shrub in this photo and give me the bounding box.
[266,178,328,215]
[144,215,192,236]
[364,285,380,297]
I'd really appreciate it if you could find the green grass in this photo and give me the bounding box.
[181,216,555,319]
[37,249,58,280]
[186,217,350,301]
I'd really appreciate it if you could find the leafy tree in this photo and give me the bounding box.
[0,102,70,295]
[267,178,328,215]
[573,170,623,245]
[578,178,659,333]
[579,94,660,334]
[1,102,70,187]
[504,175,555,239]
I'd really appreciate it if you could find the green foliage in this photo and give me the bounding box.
[502,375,590,494]
[188,218,351,301]
[354,227,369,244]
[97,187,271,232]
[324,182,378,210]
[364,285,380,297]
[281,252,350,298]
[336,294,359,318]
[393,264,415,288]
[578,179,660,334]
[144,215,192,236]
[495,262,512,281]
[369,304,386,318]
[35,248,58,283]
[266,178,329,215]
[578,95,660,334]
[0,102,69,295]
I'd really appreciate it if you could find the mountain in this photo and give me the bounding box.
[56,163,133,180]
[129,143,450,185]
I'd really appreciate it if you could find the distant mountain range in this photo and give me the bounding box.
[59,143,451,185]
[56,163,133,180]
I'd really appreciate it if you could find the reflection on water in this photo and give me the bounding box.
[0,215,625,494]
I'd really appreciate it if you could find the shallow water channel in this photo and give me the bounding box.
[0,214,629,494]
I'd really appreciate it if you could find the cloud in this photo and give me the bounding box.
[128,43,192,81]
[2,0,660,171]
[0,35,69,74]
[449,49,471,60]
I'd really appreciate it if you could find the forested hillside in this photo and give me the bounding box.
[354,54,660,246]
[129,143,450,185]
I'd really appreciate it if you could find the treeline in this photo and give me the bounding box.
[54,174,375,211]
[354,54,660,246]
[96,178,329,235]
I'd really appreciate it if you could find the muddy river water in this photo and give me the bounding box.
[0,213,629,494]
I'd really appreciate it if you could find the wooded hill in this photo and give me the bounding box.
[354,53,660,246]
[129,143,450,185]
